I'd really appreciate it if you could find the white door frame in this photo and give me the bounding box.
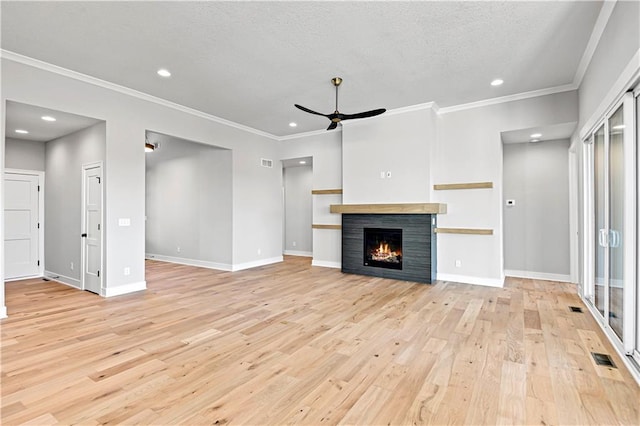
[4,168,44,280]
[81,161,104,294]
[568,142,579,284]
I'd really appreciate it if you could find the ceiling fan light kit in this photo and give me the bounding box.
[295,77,386,130]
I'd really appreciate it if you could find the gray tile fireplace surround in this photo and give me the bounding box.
[341,214,437,284]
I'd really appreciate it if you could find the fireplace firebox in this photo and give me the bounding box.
[364,228,403,270]
[342,214,436,283]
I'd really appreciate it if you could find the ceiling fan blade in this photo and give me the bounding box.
[294,104,329,117]
[326,121,338,131]
[340,108,387,120]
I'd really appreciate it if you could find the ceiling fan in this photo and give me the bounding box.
[295,77,386,130]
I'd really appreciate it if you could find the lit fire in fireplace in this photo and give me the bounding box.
[371,241,402,263]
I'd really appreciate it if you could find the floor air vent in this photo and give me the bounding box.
[591,352,616,368]
[569,306,583,313]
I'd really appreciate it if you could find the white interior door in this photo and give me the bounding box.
[4,173,40,279]
[82,164,102,294]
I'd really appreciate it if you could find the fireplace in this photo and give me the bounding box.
[364,228,403,270]
[342,214,436,283]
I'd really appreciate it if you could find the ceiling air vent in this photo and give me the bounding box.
[261,158,273,168]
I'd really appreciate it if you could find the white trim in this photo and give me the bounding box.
[438,84,577,114]
[103,281,147,297]
[44,271,81,289]
[279,127,341,141]
[582,296,640,386]
[283,250,313,257]
[579,48,640,140]
[4,168,45,279]
[4,274,42,282]
[504,269,572,283]
[568,148,579,284]
[573,0,617,87]
[384,102,438,116]
[436,273,504,288]
[145,253,232,271]
[0,306,7,319]
[232,256,283,272]
[311,260,341,269]
[0,49,279,141]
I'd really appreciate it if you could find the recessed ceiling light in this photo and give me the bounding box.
[612,124,625,130]
[289,122,297,127]
[157,69,171,77]
[530,139,540,143]
[41,115,56,122]
[299,160,306,164]
[530,133,542,138]
[15,129,29,134]
[491,79,504,86]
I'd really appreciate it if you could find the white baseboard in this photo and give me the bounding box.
[4,273,43,282]
[44,271,81,289]
[311,260,342,269]
[0,305,7,319]
[504,269,572,283]
[146,253,232,271]
[232,256,283,272]
[283,250,313,257]
[436,273,504,288]
[103,281,147,297]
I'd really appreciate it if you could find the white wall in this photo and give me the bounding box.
[1,57,282,312]
[45,122,106,287]
[279,131,342,267]
[503,139,570,280]
[342,107,436,203]
[283,165,312,256]
[145,138,232,267]
[434,91,578,286]
[5,137,45,171]
[578,0,640,133]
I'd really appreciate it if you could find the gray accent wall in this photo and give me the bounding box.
[45,122,106,285]
[5,137,45,171]
[503,139,570,278]
[283,164,312,255]
[145,137,232,266]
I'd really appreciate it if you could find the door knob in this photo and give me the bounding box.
[81,233,87,238]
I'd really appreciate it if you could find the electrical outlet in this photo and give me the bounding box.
[177,246,181,253]
[257,248,262,255]
[455,260,462,268]
[124,267,130,276]
[292,241,297,247]
[70,262,74,271]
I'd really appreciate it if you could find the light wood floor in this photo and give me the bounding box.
[2,256,639,425]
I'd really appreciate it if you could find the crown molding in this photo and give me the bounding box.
[0,50,280,141]
[573,0,617,87]
[384,101,439,116]
[278,127,342,141]
[438,83,578,115]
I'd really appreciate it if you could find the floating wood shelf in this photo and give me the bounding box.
[312,189,343,195]
[312,224,342,230]
[433,182,493,190]
[330,203,447,214]
[434,227,493,235]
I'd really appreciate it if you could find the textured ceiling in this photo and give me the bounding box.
[1,1,603,137]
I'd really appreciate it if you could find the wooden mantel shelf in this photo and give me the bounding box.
[330,203,447,214]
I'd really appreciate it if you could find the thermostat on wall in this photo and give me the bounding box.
[506,199,516,206]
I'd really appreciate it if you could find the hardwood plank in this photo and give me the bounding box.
[1,259,638,425]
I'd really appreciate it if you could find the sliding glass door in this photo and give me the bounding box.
[586,92,636,354]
